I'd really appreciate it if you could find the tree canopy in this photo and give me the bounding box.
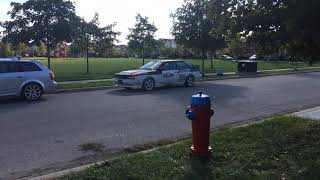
[171,0,225,69]
[207,0,320,63]
[1,0,77,69]
[127,14,158,64]
[71,13,119,73]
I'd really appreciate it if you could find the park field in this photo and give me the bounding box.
[29,57,318,82]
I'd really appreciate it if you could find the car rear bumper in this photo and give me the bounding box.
[44,81,58,93]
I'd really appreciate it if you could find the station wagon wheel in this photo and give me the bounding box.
[185,75,195,87]
[22,83,43,101]
[142,78,155,91]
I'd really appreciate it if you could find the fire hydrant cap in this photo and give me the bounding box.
[191,92,211,106]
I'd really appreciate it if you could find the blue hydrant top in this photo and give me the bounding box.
[190,92,211,106]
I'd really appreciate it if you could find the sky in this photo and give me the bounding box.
[0,0,184,44]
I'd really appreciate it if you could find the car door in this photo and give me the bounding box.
[176,61,192,83]
[0,62,25,95]
[0,61,9,95]
[160,62,179,84]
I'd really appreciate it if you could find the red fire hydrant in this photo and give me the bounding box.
[186,92,214,157]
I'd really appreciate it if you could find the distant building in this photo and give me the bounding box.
[159,39,177,49]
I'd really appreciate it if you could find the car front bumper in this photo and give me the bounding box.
[112,78,141,88]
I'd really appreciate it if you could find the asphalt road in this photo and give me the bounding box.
[1,72,320,179]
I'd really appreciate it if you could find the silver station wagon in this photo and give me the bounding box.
[0,59,57,101]
[113,60,203,90]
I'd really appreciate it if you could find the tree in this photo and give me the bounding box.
[72,13,119,73]
[127,14,158,65]
[207,0,320,65]
[94,23,120,58]
[1,0,77,69]
[0,42,12,58]
[171,0,225,70]
[12,42,28,56]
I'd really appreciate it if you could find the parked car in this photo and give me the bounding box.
[113,60,203,91]
[221,55,234,60]
[0,58,57,101]
[249,54,257,60]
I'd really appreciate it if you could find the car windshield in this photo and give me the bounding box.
[139,61,161,70]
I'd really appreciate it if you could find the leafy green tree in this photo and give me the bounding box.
[1,0,76,69]
[171,0,225,70]
[0,42,12,58]
[127,14,158,65]
[208,0,320,65]
[72,13,119,73]
[94,23,120,58]
[71,14,100,74]
[12,43,28,56]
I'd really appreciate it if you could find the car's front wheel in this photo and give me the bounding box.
[142,78,155,91]
[22,83,43,101]
[185,75,195,87]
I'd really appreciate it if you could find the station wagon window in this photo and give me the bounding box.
[18,62,42,72]
[162,62,177,71]
[0,62,41,73]
[0,62,7,73]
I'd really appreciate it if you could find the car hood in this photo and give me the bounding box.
[116,69,156,75]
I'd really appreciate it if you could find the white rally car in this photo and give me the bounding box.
[113,60,203,90]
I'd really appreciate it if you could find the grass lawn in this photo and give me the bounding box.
[29,57,318,82]
[61,116,320,180]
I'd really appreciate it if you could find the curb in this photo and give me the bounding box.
[24,103,320,180]
[55,70,320,94]
[56,86,117,94]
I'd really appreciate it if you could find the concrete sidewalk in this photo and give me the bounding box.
[292,106,320,120]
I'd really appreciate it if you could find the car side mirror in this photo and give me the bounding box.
[157,68,164,73]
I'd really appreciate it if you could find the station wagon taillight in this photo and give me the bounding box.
[49,71,55,81]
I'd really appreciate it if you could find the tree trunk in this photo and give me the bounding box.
[201,50,205,71]
[47,44,51,70]
[86,44,89,74]
[210,55,214,69]
[142,42,145,65]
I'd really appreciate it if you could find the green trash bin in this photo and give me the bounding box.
[238,60,258,73]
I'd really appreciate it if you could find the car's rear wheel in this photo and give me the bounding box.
[142,78,155,91]
[22,83,43,101]
[185,75,195,87]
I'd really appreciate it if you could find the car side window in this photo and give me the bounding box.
[162,62,177,71]
[18,62,42,72]
[0,62,7,73]
[176,62,190,70]
[5,62,21,73]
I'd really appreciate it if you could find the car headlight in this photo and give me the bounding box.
[128,75,136,80]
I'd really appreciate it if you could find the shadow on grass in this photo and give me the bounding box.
[181,156,213,180]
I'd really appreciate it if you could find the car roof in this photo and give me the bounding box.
[0,58,33,62]
[156,60,182,63]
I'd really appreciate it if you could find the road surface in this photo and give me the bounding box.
[1,72,320,179]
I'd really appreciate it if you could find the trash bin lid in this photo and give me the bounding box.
[191,92,211,106]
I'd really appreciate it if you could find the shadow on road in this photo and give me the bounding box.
[107,82,248,106]
[296,72,320,79]
[0,97,48,112]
